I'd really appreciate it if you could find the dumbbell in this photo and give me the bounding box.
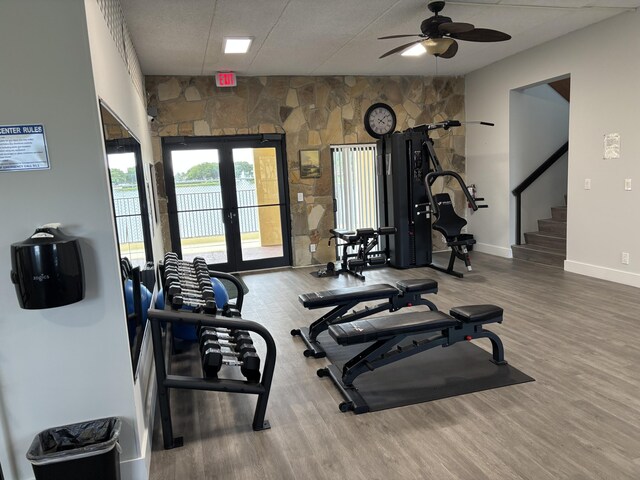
[201,340,261,382]
[166,282,214,300]
[201,337,256,361]
[199,329,254,355]
[199,326,251,342]
[164,252,179,261]
[165,275,213,294]
[164,265,210,282]
[165,271,210,287]
[165,275,214,295]
[169,295,217,313]
[164,270,212,288]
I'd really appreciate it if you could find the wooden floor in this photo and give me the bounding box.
[149,253,640,480]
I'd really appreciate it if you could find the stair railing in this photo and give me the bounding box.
[511,142,568,245]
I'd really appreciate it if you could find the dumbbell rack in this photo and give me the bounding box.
[149,256,276,449]
[149,310,276,449]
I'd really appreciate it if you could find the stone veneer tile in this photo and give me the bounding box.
[184,86,201,102]
[286,88,299,107]
[308,130,321,145]
[158,78,181,101]
[194,120,210,136]
[146,74,466,266]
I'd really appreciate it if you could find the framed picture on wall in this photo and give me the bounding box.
[299,149,321,178]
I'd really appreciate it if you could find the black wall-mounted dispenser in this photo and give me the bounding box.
[10,224,85,309]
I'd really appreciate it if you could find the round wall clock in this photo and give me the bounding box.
[364,103,397,139]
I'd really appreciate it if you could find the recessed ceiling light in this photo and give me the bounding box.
[224,38,252,54]
[401,43,426,57]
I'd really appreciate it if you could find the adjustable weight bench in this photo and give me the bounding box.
[327,226,396,279]
[317,304,506,414]
[291,278,438,358]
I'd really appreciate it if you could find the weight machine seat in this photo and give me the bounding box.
[299,284,399,309]
[328,304,504,346]
[449,305,503,324]
[328,311,458,346]
[432,193,467,240]
[396,279,438,294]
[447,238,477,247]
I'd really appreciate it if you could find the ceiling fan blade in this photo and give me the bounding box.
[438,22,474,35]
[450,28,511,42]
[438,39,458,59]
[378,34,423,40]
[379,40,424,59]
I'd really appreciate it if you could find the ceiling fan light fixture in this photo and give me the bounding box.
[424,37,454,56]
[401,43,427,56]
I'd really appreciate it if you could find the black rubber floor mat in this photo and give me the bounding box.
[316,331,534,412]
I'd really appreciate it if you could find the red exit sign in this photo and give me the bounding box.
[215,72,237,87]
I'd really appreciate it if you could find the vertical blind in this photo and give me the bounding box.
[331,144,378,231]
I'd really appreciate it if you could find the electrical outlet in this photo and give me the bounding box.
[297,192,304,202]
[584,178,591,190]
[621,252,630,265]
[625,178,632,191]
[309,243,317,253]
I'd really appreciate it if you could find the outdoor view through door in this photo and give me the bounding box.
[164,136,291,272]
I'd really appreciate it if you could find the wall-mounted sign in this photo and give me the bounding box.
[603,132,620,160]
[215,72,237,88]
[0,124,50,172]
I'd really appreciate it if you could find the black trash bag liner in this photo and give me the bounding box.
[27,417,121,466]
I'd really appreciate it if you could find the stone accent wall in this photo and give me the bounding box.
[145,75,466,266]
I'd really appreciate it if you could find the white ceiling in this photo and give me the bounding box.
[119,0,640,77]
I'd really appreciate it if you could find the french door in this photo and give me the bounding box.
[163,135,291,272]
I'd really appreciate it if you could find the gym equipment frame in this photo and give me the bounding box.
[317,305,506,414]
[326,226,396,280]
[292,279,438,358]
[148,309,276,449]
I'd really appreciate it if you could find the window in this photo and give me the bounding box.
[331,144,379,231]
[106,138,153,267]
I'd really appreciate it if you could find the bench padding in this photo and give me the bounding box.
[328,311,457,346]
[396,279,438,294]
[449,304,503,323]
[298,284,399,309]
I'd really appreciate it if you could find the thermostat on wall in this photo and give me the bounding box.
[215,72,237,87]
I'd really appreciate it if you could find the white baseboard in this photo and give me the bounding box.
[473,243,513,258]
[120,454,149,480]
[564,260,640,288]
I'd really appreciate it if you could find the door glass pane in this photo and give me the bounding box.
[232,148,284,262]
[107,151,147,267]
[237,206,283,260]
[171,149,228,264]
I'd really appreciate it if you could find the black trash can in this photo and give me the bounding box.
[26,417,121,480]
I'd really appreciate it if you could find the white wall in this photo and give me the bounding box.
[466,11,640,287]
[0,1,143,478]
[84,1,162,477]
[510,84,569,242]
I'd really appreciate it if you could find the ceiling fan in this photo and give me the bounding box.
[379,0,511,60]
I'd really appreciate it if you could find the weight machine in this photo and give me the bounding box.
[378,120,491,277]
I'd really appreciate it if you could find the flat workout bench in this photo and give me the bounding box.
[317,304,506,413]
[291,278,438,358]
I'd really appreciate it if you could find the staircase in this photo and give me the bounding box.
[511,204,566,267]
